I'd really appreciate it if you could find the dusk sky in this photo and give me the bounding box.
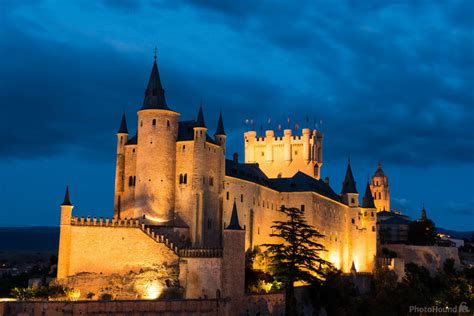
[0,0,473,231]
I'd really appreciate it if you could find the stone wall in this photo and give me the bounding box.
[382,244,461,275]
[179,257,222,299]
[0,299,222,316]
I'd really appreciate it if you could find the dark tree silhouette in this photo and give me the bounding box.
[263,206,333,316]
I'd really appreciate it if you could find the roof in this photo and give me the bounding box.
[225,161,341,202]
[118,113,128,134]
[141,57,170,110]
[374,163,386,177]
[362,182,376,208]
[61,185,72,206]
[380,216,412,225]
[269,172,342,201]
[195,106,206,128]
[215,112,225,135]
[177,120,216,144]
[226,201,243,230]
[125,134,137,145]
[341,162,358,194]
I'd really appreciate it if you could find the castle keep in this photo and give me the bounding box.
[57,55,383,302]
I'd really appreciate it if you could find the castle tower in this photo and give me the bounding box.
[341,160,359,207]
[192,106,207,245]
[243,127,323,179]
[135,54,180,223]
[57,186,73,279]
[214,111,226,154]
[222,201,245,313]
[370,163,390,212]
[114,114,128,218]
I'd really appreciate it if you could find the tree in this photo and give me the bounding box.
[407,219,437,245]
[262,206,333,316]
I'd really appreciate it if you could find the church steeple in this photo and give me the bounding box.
[341,159,357,194]
[117,113,128,134]
[215,111,225,135]
[141,54,169,110]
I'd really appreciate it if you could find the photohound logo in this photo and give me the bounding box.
[409,302,470,314]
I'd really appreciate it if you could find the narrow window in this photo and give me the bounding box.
[226,192,229,200]
[179,174,183,184]
[140,120,143,127]
[351,218,355,224]
[133,176,136,186]
[184,174,187,184]
[258,227,260,235]
[351,198,355,204]
[152,119,156,126]
[372,226,375,232]
[129,176,133,187]
[120,136,123,144]
[378,192,381,199]
[209,176,214,186]
[132,148,136,153]
[240,194,243,203]
[182,145,185,152]
[301,205,305,212]
[167,120,170,127]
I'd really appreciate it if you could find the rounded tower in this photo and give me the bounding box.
[135,54,180,223]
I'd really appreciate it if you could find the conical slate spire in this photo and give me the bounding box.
[215,111,225,135]
[226,201,243,230]
[362,182,376,208]
[117,113,128,134]
[61,185,72,206]
[341,160,358,194]
[374,163,385,177]
[141,56,169,110]
[195,106,206,128]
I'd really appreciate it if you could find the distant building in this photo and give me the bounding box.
[377,212,411,244]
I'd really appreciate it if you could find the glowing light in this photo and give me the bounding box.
[0,298,16,302]
[144,215,168,223]
[143,282,161,300]
[67,289,81,301]
[329,252,341,269]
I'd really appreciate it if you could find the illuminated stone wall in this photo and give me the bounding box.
[222,176,377,273]
[244,128,323,179]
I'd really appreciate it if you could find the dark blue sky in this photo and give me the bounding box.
[0,0,473,230]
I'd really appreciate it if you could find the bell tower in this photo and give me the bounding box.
[370,163,390,212]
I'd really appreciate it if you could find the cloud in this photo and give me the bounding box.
[0,0,472,169]
[445,200,474,216]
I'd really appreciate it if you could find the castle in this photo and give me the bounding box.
[57,55,386,302]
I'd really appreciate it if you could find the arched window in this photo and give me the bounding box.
[179,174,183,184]
[133,176,136,186]
[140,120,143,127]
[209,176,214,186]
[129,176,133,187]
[184,174,187,184]
[152,119,156,126]
[167,120,170,128]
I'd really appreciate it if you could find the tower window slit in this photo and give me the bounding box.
[152,119,156,126]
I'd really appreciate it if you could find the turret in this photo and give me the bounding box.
[60,185,73,225]
[135,54,180,223]
[214,111,226,154]
[283,129,292,164]
[114,114,128,218]
[341,159,359,207]
[222,201,245,313]
[370,163,390,212]
[58,185,73,279]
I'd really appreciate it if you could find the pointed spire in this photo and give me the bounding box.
[226,200,243,230]
[362,182,376,208]
[420,204,427,221]
[350,261,357,273]
[374,162,386,177]
[195,106,206,128]
[341,159,358,194]
[215,111,225,135]
[141,54,169,110]
[61,185,72,206]
[117,113,128,134]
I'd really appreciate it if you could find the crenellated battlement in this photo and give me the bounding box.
[244,128,323,179]
[70,216,223,258]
